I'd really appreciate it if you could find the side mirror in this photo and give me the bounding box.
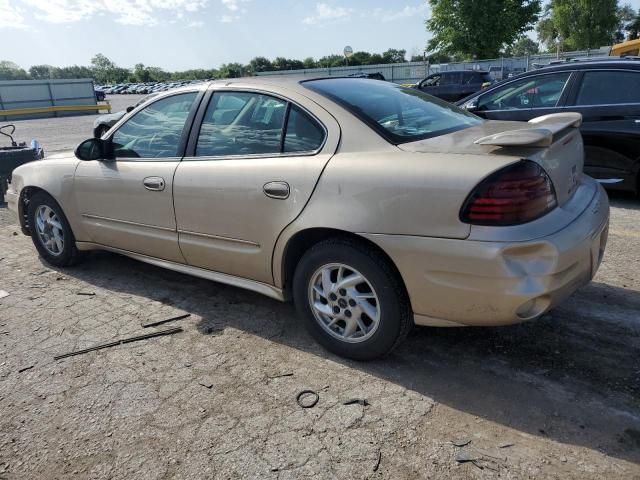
[464,98,479,112]
[74,138,113,161]
[126,106,134,113]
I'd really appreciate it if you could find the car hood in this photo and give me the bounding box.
[93,111,126,128]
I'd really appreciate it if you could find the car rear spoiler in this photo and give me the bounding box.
[474,112,582,147]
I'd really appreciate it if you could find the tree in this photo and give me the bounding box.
[626,9,640,39]
[249,56,272,73]
[90,53,118,83]
[134,63,151,82]
[616,4,639,41]
[0,61,28,80]
[540,0,619,51]
[427,0,541,59]
[218,63,244,78]
[302,57,317,69]
[504,36,540,56]
[382,48,407,63]
[28,65,53,79]
[536,4,560,51]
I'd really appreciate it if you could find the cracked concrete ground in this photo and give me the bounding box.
[0,110,639,478]
[1,198,639,479]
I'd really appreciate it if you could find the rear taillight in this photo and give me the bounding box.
[460,160,557,226]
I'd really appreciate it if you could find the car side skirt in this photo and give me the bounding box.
[75,242,285,302]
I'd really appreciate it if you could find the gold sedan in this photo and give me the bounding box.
[6,77,609,360]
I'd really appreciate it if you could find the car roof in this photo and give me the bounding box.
[433,70,489,74]
[528,59,640,73]
[455,58,640,105]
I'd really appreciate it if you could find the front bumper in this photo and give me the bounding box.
[363,180,610,327]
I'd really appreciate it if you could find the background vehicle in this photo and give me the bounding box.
[610,38,640,57]
[413,70,494,101]
[7,78,609,360]
[93,92,159,137]
[347,72,386,81]
[457,59,640,193]
[0,124,43,203]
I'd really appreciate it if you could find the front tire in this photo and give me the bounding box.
[27,192,81,267]
[293,238,411,361]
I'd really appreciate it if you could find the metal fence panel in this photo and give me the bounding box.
[0,78,97,121]
[256,48,611,84]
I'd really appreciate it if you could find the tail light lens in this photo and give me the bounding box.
[460,160,557,226]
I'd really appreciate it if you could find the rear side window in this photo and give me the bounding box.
[441,72,461,85]
[195,91,325,157]
[575,71,640,106]
[284,106,324,153]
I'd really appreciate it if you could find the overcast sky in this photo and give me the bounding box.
[1,0,639,71]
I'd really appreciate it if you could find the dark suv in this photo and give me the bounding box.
[457,60,640,194]
[414,70,494,102]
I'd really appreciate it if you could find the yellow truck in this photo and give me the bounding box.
[610,38,640,57]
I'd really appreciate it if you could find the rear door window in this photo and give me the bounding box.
[196,92,287,156]
[441,72,462,85]
[195,92,325,157]
[575,71,640,106]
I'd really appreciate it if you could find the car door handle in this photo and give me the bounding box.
[143,176,165,191]
[263,181,290,199]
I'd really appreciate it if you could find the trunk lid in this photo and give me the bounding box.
[398,113,584,206]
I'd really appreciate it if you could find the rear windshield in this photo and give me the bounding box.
[303,78,482,144]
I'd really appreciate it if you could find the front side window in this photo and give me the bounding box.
[575,71,640,106]
[111,92,197,158]
[422,75,441,87]
[304,78,482,144]
[477,72,571,111]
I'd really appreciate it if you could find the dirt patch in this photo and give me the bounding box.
[0,195,639,479]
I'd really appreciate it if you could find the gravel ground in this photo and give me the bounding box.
[4,95,145,154]
[0,109,639,479]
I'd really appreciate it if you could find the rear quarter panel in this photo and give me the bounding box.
[272,149,521,287]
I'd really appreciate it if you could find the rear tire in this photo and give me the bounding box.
[27,192,82,267]
[293,238,411,361]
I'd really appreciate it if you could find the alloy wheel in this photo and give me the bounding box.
[35,205,65,256]
[308,263,381,343]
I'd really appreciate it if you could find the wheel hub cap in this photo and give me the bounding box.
[35,205,64,256]
[308,263,381,344]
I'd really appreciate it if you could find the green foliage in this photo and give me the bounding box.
[427,0,541,59]
[0,61,28,80]
[382,48,407,63]
[538,0,619,51]
[616,5,640,41]
[503,36,540,56]
[626,9,640,39]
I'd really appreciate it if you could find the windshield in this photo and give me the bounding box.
[303,78,482,144]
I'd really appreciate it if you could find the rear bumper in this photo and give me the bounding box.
[363,180,610,327]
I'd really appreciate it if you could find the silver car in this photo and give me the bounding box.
[7,77,609,360]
